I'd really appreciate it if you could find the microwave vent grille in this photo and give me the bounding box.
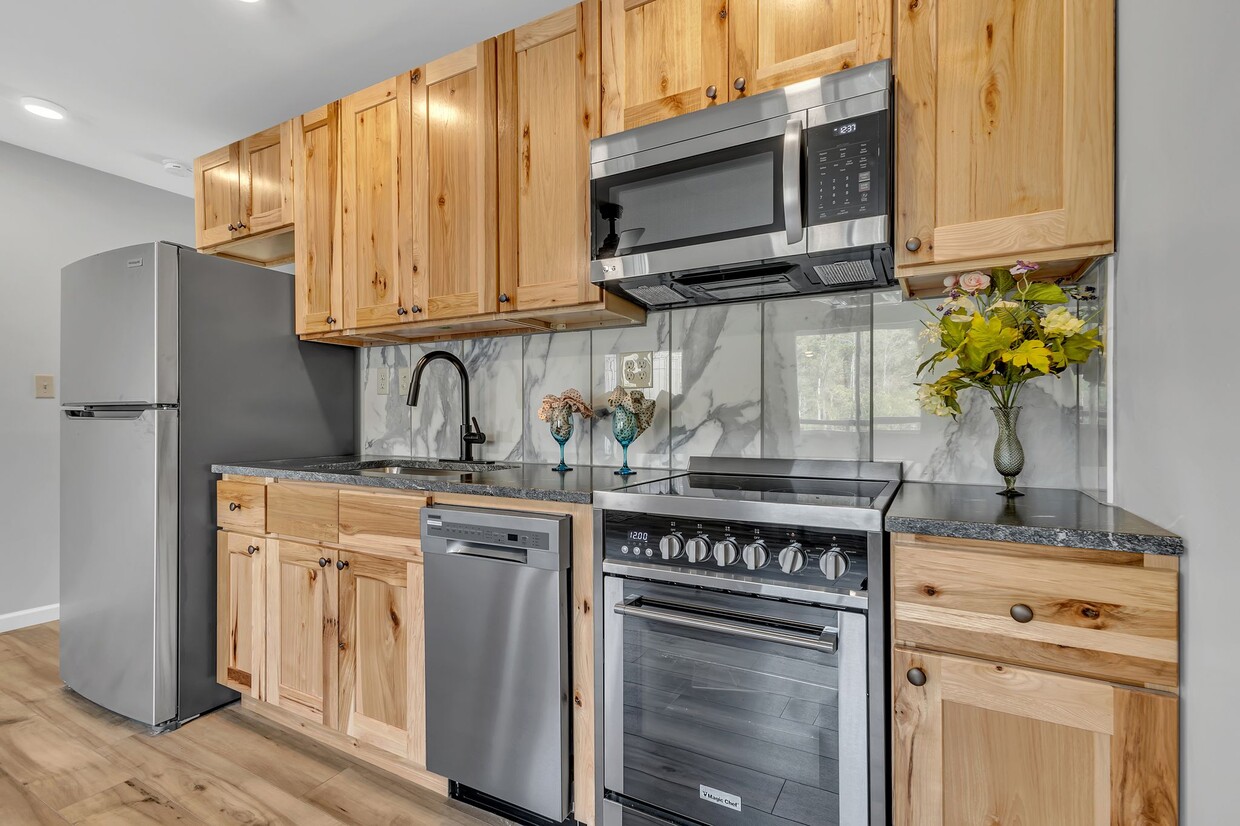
[624,284,688,307]
[812,260,878,287]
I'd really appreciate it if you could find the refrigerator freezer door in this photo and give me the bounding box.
[61,242,178,406]
[60,408,178,725]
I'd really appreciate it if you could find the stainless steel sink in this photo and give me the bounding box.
[307,458,519,479]
[358,466,470,478]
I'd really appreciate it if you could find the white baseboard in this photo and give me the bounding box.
[0,604,59,634]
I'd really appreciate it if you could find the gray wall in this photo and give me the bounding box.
[1114,3,1239,820]
[0,141,193,626]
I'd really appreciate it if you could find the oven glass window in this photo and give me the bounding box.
[592,136,786,259]
[617,596,844,825]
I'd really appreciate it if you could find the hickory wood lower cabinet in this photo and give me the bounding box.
[890,533,1180,826]
[214,477,598,823]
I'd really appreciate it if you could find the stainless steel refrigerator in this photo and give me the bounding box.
[59,242,356,727]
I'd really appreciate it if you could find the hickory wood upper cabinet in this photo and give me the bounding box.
[600,0,891,133]
[894,0,1115,295]
[340,74,419,329]
[892,649,1178,826]
[194,121,295,264]
[411,42,501,321]
[497,2,604,312]
[293,103,344,335]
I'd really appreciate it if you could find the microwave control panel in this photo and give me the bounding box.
[806,109,889,226]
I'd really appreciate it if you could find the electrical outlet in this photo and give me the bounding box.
[398,367,412,397]
[375,368,390,396]
[619,352,654,390]
[34,374,55,399]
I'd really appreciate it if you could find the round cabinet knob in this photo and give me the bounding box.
[705,85,718,100]
[236,221,246,230]
[905,237,922,252]
[326,316,336,325]
[733,77,747,92]
[498,293,510,304]
[410,304,423,314]
[336,560,349,571]
[659,533,685,561]
[741,541,770,570]
[318,557,331,568]
[685,537,712,564]
[819,548,849,581]
[712,539,739,567]
[1010,603,1034,623]
[396,307,408,315]
[778,544,808,574]
[246,545,259,556]
[228,502,241,511]
[226,223,237,232]
[906,667,928,687]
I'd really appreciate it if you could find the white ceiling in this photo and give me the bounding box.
[0,0,568,197]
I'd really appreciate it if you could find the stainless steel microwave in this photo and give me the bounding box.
[589,60,893,309]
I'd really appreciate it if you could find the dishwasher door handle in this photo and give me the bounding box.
[446,543,529,565]
[614,597,838,654]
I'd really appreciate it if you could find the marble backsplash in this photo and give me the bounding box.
[361,273,1109,495]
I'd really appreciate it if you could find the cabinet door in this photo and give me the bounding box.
[728,0,890,99]
[498,3,603,312]
[337,551,426,766]
[600,0,728,134]
[293,104,344,335]
[411,42,500,321]
[239,121,293,237]
[895,0,1114,273]
[194,144,240,249]
[266,540,338,726]
[892,649,1178,826]
[216,532,265,698]
[341,74,418,329]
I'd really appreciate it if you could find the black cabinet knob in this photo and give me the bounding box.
[236,220,246,230]
[905,237,922,252]
[705,85,718,100]
[336,560,348,570]
[246,545,259,555]
[326,316,336,325]
[733,77,746,92]
[1010,603,1034,623]
[228,502,241,511]
[396,307,408,315]
[906,667,928,687]
[410,304,422,314]
[498,293,510,304]
[227,223,237,232]
[318,557,330,568]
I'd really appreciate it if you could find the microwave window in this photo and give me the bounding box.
[594,143,780,257]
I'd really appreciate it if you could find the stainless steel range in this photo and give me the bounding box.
[593,457,901,826]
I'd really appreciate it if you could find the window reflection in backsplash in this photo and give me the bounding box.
[360,281,1107,494]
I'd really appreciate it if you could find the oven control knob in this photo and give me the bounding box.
[819,547,850,581]
[741,541,770,570]
[685,536,712,564]
[659,533,685,560]
[778,544,808,574]
[712,539,740,567]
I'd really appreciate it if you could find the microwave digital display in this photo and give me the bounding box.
[832,122,859,136]
[806,110,889,225]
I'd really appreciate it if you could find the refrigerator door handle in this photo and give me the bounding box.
[64,409,147,420]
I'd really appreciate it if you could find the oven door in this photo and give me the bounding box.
[603,577,869,826]
[590,114,806,283]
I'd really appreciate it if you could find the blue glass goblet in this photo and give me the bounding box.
[611,406,639,476]
[549,407,574,473]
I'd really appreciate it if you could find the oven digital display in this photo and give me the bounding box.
[628,530,650,543]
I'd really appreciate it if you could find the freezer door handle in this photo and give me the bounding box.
[64,409,146,420]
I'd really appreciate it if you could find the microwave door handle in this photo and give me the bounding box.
[782,118,804,245]
[614,597,837,654]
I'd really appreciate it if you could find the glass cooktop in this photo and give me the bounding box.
[614,472,890,509]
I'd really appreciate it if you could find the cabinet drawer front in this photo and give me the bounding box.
[893,535,1178,688]
[338,490,429,556]
[267,483,339,543]
[217,480,266,533]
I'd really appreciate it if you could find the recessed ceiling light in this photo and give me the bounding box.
[20,97,67,120]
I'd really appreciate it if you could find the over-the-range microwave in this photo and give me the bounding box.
[589,60,893,309]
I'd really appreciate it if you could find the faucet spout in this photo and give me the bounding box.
[406,350,487,462]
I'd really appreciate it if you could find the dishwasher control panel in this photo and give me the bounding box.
[424,511,552,551]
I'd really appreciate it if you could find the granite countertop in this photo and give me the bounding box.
[885,482,1183,556]
[210,455,639,505]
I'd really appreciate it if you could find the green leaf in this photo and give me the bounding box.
[1017,281,1070,305]
[1001,340,1053,373]
[992,267,1016,295]
[1061,328,1104,363]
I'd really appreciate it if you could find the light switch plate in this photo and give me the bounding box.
[375,369,390,396]
[619,352,654,390]
[398,367,412,397]
[34,374,55,399]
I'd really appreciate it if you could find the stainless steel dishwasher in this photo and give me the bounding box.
[421,504,573,825]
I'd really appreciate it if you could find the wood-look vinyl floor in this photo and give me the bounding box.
[0,622,507,826]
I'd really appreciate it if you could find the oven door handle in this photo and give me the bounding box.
[782,117,804,245]
[614,597,837,655]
